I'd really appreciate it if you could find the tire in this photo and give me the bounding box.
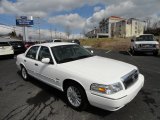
[65,82,88,111]
[21,66,29,81]
[153,51,159,56]
[10,54,14,59]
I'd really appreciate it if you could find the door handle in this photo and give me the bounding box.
[35,63,38,66]
[24,59,26,62]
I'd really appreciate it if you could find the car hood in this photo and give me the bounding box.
[135,41,159,45]
[59,56,137,84]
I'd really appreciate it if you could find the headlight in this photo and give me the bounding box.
[90,82,123,95]
[156,44,159,49]
[135,44,139,48]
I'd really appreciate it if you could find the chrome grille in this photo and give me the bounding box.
[122,70,139,89]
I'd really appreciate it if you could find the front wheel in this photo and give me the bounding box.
[21,66,29,80]
[65,83,88,111]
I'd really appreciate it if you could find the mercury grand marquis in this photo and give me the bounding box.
[16,42,144,111]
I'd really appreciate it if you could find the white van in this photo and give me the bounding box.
[130,34,159,56]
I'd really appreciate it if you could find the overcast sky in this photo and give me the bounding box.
[0,0,160,38]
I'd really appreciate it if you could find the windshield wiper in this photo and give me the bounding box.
[59,57,75,63]
[58,55,93,63]
[76,55,93,59]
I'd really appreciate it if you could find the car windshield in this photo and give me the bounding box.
[51,45,93,64]
[54,40,61,42]
[0,42,9,46]
[136,35,155,41]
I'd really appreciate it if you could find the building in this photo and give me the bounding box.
[86,16,145,38]
[86,28,100,38]
[111,18,145,38]
[99,16,124,38]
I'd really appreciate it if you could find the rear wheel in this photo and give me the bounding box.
[21,66,29,80]
[65,82,88,111]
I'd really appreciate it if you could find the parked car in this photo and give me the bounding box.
[50,39,62,42]
[0,41,14,58]
[24,42,35,49]
[16,42,144,111]
[130,34,159,56]
[71,39,80,45]
[9,41,26,54]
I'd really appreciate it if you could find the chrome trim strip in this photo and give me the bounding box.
[91,93,127,100]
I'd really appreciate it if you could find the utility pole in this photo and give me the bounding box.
[50,26,53,40]
[35,16,41,43]
[55,28,57,39]
[60,32,61,39]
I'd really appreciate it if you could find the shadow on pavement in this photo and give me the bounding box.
[17,71,113,117]
[119,51,130,56]
[119,50,160,57]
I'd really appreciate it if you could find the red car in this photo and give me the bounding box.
[24,42,35,49]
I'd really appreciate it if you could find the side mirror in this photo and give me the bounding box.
[41,58,50,64]
[131,39,134,42]
[90,50,94,54]
[156,39,159,42]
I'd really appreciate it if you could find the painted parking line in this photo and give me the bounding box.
[127,51,133,56]
[105,50,112,54]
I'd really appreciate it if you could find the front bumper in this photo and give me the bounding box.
[134,48,159,52]
[87,74,144,111]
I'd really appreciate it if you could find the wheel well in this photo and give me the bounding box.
[20,64,24,68]
[63,79,85,92]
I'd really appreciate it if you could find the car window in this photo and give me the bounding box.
[0,42,10,46]
[26,46,39,59]
[51,45,93,64]
[138,35,154,41]
[54,40,61,42]
[9,41,24,46]
[38,46,53,63]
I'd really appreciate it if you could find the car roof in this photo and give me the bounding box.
[0,38,22,42]
[34,42,76,47]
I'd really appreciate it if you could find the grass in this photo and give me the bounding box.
[80,38,131,51]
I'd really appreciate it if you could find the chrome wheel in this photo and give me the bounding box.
[67,86,82,107]
[21,67,27,79]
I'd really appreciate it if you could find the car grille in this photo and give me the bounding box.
[140,44,155,48]
[122,70,139,89]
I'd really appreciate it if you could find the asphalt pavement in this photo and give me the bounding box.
[0,50,160,120]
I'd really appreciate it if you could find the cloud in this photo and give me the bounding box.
[0,0,102,17]
[94,6,102,12]
[0,0,160,34]
[84,0,160,32]
[48,13,85,31]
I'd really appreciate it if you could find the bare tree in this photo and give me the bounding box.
[65,26,72,39]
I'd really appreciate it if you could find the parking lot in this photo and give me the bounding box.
[0,49,160,120]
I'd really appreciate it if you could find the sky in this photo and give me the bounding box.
[0,0,160,39]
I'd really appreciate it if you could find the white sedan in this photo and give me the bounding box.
[16,42,144,111]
